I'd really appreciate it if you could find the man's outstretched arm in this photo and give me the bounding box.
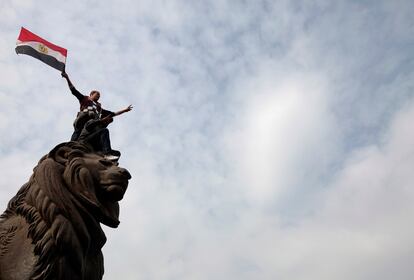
[113,105,133,116]
[101,105,132,120]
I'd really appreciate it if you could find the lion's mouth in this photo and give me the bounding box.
[100,180,129,202]
[97,178,129,228]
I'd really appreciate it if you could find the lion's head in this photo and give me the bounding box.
[0,142,131,280]
[49,142,131,228]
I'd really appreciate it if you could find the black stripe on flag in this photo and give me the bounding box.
[15,45,65,72]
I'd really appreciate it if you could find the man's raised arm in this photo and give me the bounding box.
[61,71,84,101]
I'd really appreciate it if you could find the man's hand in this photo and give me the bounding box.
[123,105,133,113]
[61,71,68,79]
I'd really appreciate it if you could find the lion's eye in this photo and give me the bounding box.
[99,159,113,167]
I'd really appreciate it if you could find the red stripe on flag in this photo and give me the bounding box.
[17,27,67,57]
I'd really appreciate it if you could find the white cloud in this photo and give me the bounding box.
[223,68,339,204]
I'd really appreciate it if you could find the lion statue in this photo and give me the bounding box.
[0,142,131,280]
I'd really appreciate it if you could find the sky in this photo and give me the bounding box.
[1,0,414,279]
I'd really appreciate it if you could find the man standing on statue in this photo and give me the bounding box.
[61,71,132,160]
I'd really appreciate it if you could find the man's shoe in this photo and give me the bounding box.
[104,154,119,161]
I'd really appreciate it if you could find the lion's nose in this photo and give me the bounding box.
[119,168,131,179]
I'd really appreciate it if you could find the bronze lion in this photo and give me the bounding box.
[0,142,131,280]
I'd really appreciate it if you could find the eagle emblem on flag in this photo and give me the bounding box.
[38,44,48,54]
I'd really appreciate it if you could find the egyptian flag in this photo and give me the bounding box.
[15,27,67,72]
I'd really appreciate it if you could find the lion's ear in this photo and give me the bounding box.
[49,145,72,165]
